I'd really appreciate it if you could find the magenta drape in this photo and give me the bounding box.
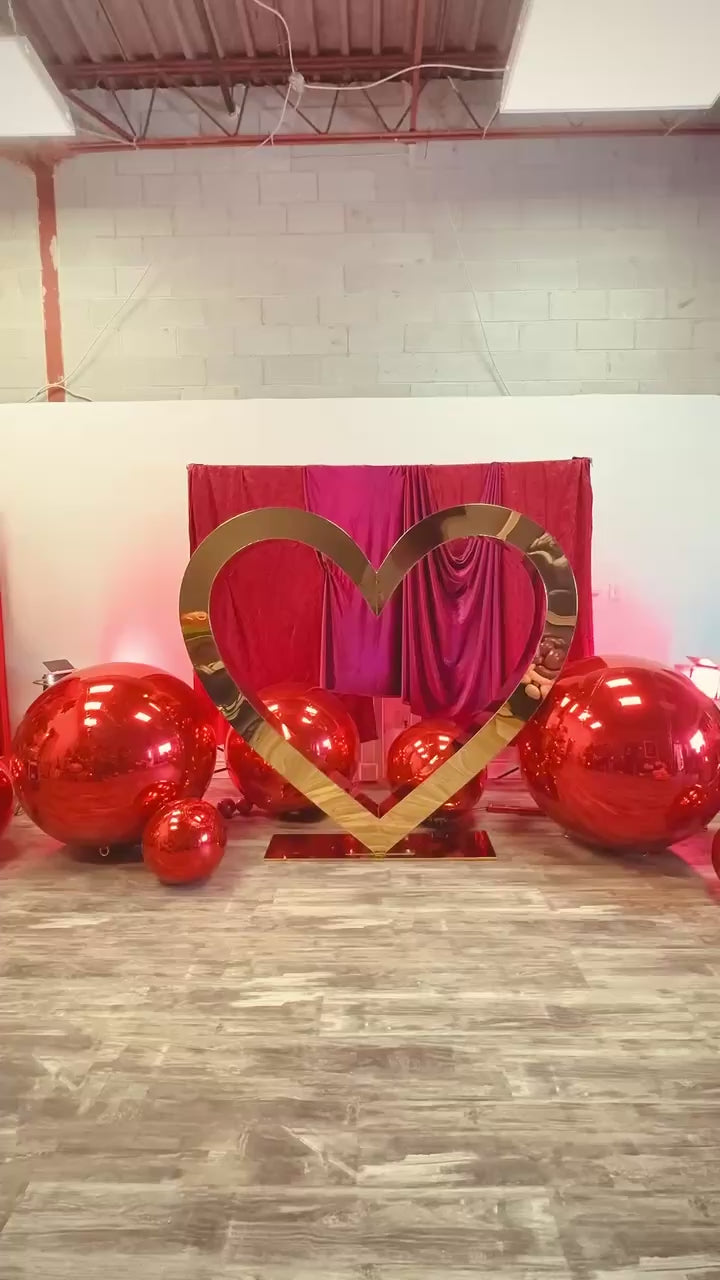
[187,458,593,730]
[304,465,404,696]
[402,463,505,724]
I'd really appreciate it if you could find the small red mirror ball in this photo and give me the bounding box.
[142,798,227,884]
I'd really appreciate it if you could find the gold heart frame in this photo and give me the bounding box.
[179,504,577,856]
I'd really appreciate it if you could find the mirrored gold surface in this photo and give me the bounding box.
[179,505,577,855]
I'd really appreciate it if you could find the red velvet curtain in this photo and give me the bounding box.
[401,463,505,724]
[500,457,594,665]
[187,459,593,728]
[188,465,323,689]
[304,465,404,697]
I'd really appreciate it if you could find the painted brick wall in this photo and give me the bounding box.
[0,161,46,400]
[2,135,720,401]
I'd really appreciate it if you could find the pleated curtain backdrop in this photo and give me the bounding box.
[187,459,593,729]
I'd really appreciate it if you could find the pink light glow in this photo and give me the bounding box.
[135,711,151,723]
[83,716,97,727]
[606,677,632,688]
[618,695,642,707]
[157,742,172,755]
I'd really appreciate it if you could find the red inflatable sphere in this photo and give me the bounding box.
[711,828,720,880]
[226,683,359,817]
[0,761,13,838]
[519,654,720,850]
[143,798,226,884]
[10,663,216,847]
[386,718,486,817]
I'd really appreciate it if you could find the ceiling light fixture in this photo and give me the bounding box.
[0,36,76,138]
[501,0,720,114]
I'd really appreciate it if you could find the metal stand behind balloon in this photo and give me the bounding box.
[519,655,720,851]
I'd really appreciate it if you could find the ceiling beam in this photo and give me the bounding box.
[191,0,236,113]
[409,0,428,132]
[57,122,720,157]
[50,49,504,88]
[64,91,137,142]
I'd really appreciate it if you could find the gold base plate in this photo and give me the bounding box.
[264,829,496,860]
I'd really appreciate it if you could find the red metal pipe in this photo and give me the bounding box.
[50,50,503,85]
[33,161,65,403]
[64,91,136,143]
[61,123,720,155]
[409,0,428,133]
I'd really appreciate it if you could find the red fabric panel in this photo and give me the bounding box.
[188,464,323,693]
[500,458,594,666]
[304,465,404,697]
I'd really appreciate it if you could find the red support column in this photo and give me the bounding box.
[409,0,428,133]
[33,160,65,403]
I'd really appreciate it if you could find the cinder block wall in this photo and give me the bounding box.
[2,135,720,401]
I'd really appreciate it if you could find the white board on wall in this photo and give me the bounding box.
[0,395,716,723]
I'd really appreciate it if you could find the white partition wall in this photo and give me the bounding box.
[0,394,716,723]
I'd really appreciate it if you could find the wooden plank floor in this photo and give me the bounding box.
[1,776,720,1279]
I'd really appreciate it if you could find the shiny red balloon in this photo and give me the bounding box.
[386,718,486,817]
[226,683,359,817]
[10,663,216,847]
[0,761,14,838]
[143,798,226,884]
[519,654,720,850]
[711,828,720,880]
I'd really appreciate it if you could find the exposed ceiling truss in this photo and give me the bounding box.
[4,0,720,154]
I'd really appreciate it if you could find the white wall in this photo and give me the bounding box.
[2,135,720,402]
[0,160,46,399]
[0,395,716,724]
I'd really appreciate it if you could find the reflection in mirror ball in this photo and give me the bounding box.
[519,654,720,850]
[387,718,486,818]
[0,762,13,839]
[226,683,360,817]
[10,663,217,847]
[142,798,226,884]
[712,828,720,881]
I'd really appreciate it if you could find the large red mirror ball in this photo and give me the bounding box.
[387,718,486,817]
[0,762,13,838]
[226,683,360,817]
[519,655,720,850]
[10,663,217,847]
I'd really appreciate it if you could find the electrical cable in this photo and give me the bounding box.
[27,263,153,402]
[444,203,511,396]
[301,63,504,93]
[247,1,503,94]
[249,0,296,74]
[29,0,505,403]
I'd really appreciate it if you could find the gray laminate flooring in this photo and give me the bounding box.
[2,777,720,1279]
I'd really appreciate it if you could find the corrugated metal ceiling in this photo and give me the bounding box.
[15,0,516,87]
[7,1,718,151]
